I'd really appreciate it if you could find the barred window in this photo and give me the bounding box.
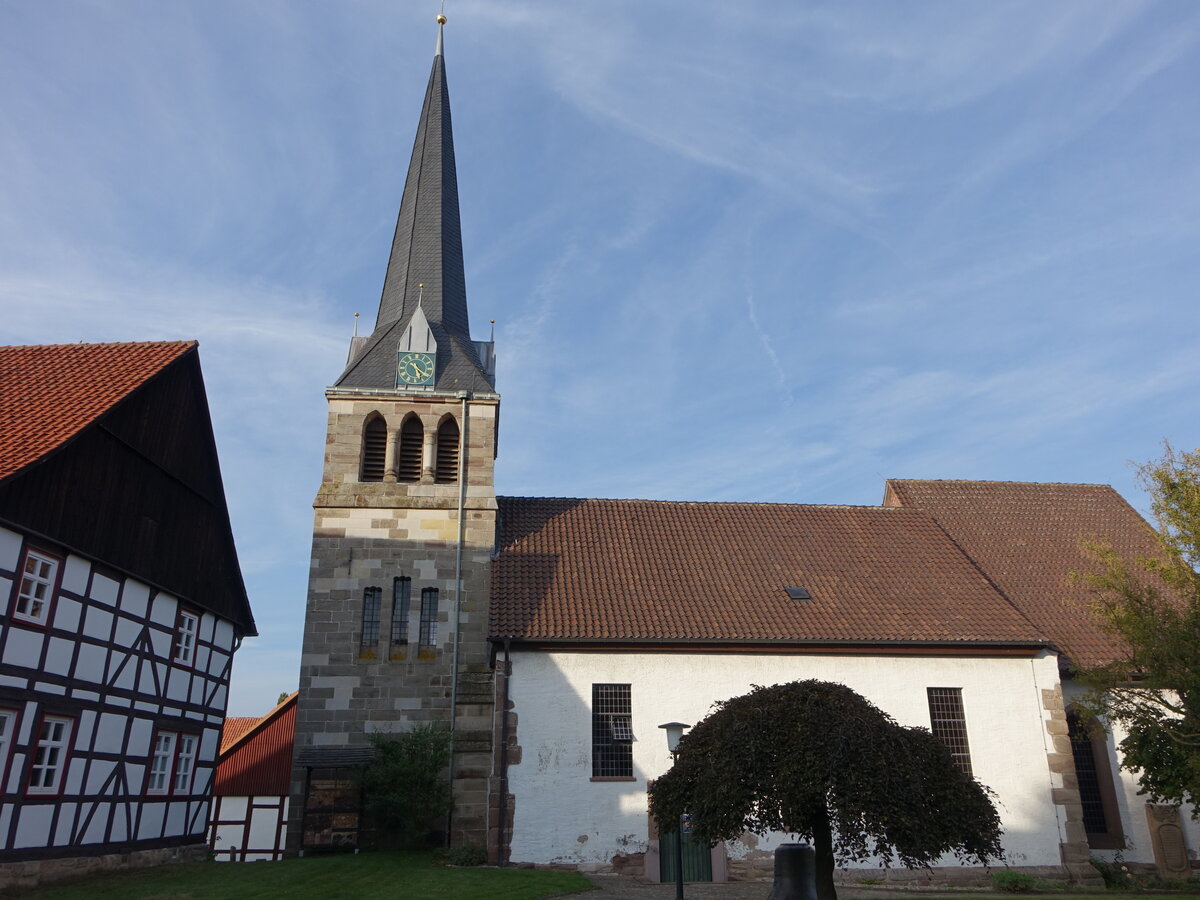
[390,577,412,646]
[419,587,438,647]
[592,683,634,778]
[1068,709,1124,848]
[361,587,382,650]
[927,687,973,776]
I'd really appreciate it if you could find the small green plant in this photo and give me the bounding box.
[362,725,453,847]
[991,870,1038,893]
[1090,855,1133,890]
[439,843,489,867]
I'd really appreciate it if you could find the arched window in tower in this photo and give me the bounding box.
[435,416,460,484]
[360,415,387,482]
[397,416,423,483]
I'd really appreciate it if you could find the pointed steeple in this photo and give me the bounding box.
[338,14,495,392]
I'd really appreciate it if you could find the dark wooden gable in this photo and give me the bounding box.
[0,347,255,634]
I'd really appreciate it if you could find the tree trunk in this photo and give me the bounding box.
[812,806,837,900]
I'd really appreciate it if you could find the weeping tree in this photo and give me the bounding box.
[648,681,1003,900]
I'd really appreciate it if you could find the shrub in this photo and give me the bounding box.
[362,725,453,846]
[991,870,1038,893]
[1090,855,1133,890]
[440,843,489,867]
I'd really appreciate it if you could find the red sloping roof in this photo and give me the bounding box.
[491,497,1047,648]
[214,694,297,797]
[884,479,1157,668]
[220,718,260,754]
[0,341,195,481]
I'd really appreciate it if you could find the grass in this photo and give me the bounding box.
[8,850,595,900]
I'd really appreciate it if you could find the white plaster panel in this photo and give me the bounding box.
[506,650,1065,871]
[6,754,25,793]
[166,666,189,702]
[0,579,9,607]
[64,758,85,794]
[165,800,187,836]
[209,650,230,678]
[15,804,54,849]
[61,554,90,595]
[34,681,66,695]
[203,615,217,645]
[201,727,220,761]
[77,711,96,747]
[149,593,176,626]
[109,804,129,842]
[138,701,162,714]
[129,715,155,754]
[93,713,130,755]
[114,615,143,647]
[0,805,10,848]
[86,760,116,794]
[52,596,82,632]
[137,662,158,696]
[108,695,131,708]
[0,674,25,690]
[221,795,250,818]
[249,805,282,850]
[138,801,165,839]
[119,580,150,618]
[114,655,139,692]
[210,684,228,711]
[190,800,208,835]
[89,571,121,607]
[74,642,107,683]
[80,802,108,844]
[194,645,211,673]
[0,527,21,569]
[194,767,212,794]
[72,689,100,703]
[83,605,114,640]
[3,629,43,670]
[150,628,171,658]
[190,676,207,706]
[126,762,146,794]
[43,637,75,678]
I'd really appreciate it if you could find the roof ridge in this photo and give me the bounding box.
[888,477,1115,489]
[0,339,195,352]
[498,495,915,510]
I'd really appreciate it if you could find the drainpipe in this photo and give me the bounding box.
[447,391,470,846]
[497,637,512,866]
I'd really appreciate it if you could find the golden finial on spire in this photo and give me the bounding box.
[437,13,447,25]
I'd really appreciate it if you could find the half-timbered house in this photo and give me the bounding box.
[0,340,255,888]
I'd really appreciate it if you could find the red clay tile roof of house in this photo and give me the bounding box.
[220,718,261,754]
[884,480,1155,668]
[491,497,1048,648]
[0,341,195,481]
[215,693,297,797]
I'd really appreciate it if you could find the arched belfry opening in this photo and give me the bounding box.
[360,414,387,482]
[435,416,460,484]
[397,415,423,483]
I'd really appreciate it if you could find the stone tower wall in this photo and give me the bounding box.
[288,391,498,852]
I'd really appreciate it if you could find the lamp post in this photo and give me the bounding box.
[658,722,690,900]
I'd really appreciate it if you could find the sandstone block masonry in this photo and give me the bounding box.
[288,391,499,853]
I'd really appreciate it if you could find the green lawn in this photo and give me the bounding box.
[8,850,595,900]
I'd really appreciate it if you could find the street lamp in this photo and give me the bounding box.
[658,722,691,900]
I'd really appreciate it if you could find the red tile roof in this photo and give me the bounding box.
[884,480,1155,668]
[491,497,1047,649]
[0,341,195,481]
[220,718,260,754]
[214,693,297,797]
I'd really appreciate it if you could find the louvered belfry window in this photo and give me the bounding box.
[927,687,973,776]
[397,417,423,483]
[435,417,460,484]
[592,684,633,778]
[360,416,387,482]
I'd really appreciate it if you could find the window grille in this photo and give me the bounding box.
[360,416,387,482]
[435,418,459,484]
[390,577,412,646]
[419,587,438,647]
[361,587,382,649]
[16,549,57,624]
[927,687,973,776]
[173,734,197,793]
[398,417,423,483]
[1068,711,1110,835]
[592,684,633,777]
[148,732,175,794]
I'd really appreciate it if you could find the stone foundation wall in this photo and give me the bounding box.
[0,843,208,892]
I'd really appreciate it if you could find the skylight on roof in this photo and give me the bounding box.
[784,587,812,601]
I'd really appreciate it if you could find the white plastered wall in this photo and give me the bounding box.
[506,649,1066,870]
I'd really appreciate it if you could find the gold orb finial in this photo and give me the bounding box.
[436,13,447,25]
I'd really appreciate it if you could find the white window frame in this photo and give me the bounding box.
[0,708,17,776]
[172,733,197,793]
[148,730,198,796]
[173,610,199,665]
[15,549,58,626]
[28,715,72,795]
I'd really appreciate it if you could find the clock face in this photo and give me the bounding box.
[396,351,435,385]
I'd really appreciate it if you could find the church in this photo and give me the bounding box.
[288,16,1197,884]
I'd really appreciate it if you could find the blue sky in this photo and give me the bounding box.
[3,2,1199,715]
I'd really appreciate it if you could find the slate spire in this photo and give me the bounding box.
[337,14,494,392]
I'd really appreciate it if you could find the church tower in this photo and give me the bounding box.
[288,14,498,852]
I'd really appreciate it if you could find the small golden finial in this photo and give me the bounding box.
[418,283,425,308]
[353,311,360,337]
[437,13,447,25]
